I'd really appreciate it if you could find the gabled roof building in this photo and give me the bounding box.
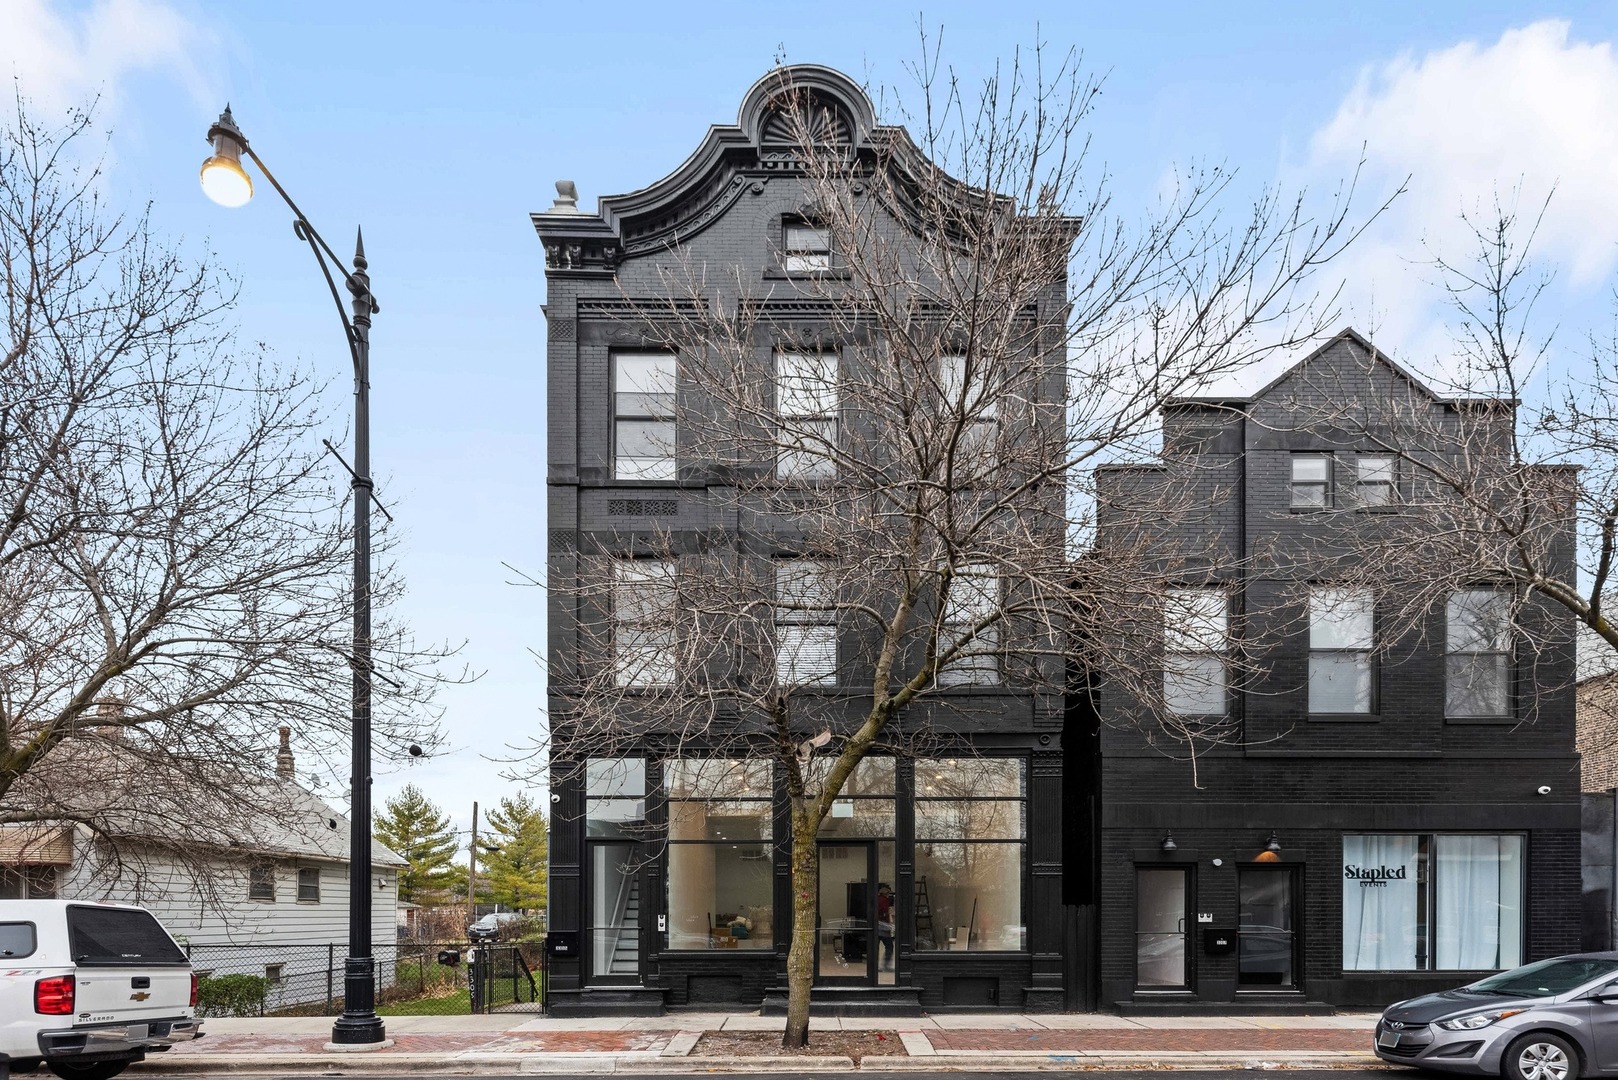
[1088,330,1580,1011]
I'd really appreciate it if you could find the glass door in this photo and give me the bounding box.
[1136,867,1189,989]
[1238,867,1297,989]
[816,841,875,985]
[587,841,641,983]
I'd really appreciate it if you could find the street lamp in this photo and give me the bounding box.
[201,106,388,1049]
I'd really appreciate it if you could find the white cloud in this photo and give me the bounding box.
[1,0,215,118]
[1299,19,1618,378]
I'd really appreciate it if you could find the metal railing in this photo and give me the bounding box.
[184,940,546,1016]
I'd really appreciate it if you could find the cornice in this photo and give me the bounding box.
[531,64,1079,271]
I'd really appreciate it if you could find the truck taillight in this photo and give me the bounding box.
[190,972,198,1007]
[34,974,74,1014]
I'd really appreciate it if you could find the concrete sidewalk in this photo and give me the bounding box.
[128,1011,1387,1073]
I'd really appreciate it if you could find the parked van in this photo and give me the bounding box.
[0,900,202,1080]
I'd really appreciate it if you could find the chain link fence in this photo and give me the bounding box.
[185,941,545,1017]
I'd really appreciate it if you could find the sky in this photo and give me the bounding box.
[8,0,1618,858]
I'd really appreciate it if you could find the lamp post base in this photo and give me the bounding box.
[329,956,388,1046]
[322,1037,395,1052]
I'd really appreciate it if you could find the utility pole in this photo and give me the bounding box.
[468,801,480,928]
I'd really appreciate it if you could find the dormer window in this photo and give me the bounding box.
[783,221,831,272]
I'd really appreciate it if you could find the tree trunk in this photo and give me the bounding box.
[783,825,819,1048]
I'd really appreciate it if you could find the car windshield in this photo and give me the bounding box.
[1467,958,1618,998]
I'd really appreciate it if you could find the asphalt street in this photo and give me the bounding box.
[133,1073,1401,1079]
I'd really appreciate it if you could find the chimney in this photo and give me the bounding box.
[276,726,295,781]
[95,697,126,741]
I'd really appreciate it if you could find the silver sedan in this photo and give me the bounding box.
[1376,953,1618,1079]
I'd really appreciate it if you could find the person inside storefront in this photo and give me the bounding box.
[876,882,895,970]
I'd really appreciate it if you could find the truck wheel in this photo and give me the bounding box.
[1504,1033,1581,1080]
[46,1061,130,1080]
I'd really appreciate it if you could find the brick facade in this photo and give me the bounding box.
[1088,331,1582,1010]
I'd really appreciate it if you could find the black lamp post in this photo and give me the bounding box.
[202,107,387,1048]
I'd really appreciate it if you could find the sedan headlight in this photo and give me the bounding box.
[1436,1009,1525,1031]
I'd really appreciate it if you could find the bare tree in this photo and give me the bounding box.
[0,99,449,894]
[531,46,1378,1045]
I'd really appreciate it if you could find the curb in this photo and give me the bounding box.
[130,1049,1389,1074]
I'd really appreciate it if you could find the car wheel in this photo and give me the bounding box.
[46,1060,132,1080]
[1504,1033,1581,1080]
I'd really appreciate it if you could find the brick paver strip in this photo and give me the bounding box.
[176,1032,669,1054]
[927,1028,1369,1052]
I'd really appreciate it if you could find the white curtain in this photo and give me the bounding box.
[1436,835,1523,970]
[1343,835,1420,970]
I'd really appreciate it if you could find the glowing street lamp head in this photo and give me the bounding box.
[200,106,253,208]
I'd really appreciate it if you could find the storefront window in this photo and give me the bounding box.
[666,758,773,950]
[810,757,896,839]
[1343,834,1522,971]
[913,758,1026,951]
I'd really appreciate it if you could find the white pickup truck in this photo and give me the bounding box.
[0,900,202,1080]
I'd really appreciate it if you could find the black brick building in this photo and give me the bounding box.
[1089,330,1581,1011]
[535,66,1071,1016]
[535,64,1579,1016]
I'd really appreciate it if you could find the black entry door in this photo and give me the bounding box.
[816,841,875,985]
[1238,866,1297,989]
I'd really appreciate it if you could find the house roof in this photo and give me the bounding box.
[252,781,407,869]
[1,742,404,870]
[1163,328,1516,409]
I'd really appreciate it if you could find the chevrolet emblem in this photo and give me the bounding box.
[130,991,150,1001]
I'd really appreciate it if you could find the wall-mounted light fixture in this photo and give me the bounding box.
[1266,832,1282,853]
[1161,832,1177,853]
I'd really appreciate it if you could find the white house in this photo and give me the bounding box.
[1,728,406,1010]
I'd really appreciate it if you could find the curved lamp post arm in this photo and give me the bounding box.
[205,106,378,376]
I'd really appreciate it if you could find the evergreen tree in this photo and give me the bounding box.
[374,784,460,904]
[477,793,548,911]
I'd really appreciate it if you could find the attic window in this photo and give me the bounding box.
[783,221,831,272]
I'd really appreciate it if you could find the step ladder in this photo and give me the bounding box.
[914,877,938,950]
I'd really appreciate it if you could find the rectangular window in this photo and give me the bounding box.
[938,565,999,687]
[1356,455,1396,507]
[1447,590,1512,718]
[808,756,897,838]
[0,922,36,958]
[264,963,284,985]
[1309,587,1375,714]
[939,354,999,466]
[66,906,187,966]
[775,559,836,686]
[296,867,320,903]
[26,867,56,899]
[613,557,676,687]
[913,758,1025,951]
[1164,588,1227,715]
[0,866,59,900]
[586,758,646,838]
[776,351,838,480]
[613,354,676,480]
[665,759,774,951]
[1136,867,1189,988]
[783,222,831,272]
[1291,454,1331,509]
[1343,834,1523,971]
[248,865,275,902]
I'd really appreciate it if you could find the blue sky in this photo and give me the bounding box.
[9,0,1618,853]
